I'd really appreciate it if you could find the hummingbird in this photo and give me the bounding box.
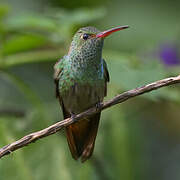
[54,25,129,162]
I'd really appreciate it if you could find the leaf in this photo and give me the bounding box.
[51,8,106,25]
[0,4,9,19]
[2,34,47,55]
[6,14,57,32]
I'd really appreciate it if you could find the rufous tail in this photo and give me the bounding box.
[65,113,100,162]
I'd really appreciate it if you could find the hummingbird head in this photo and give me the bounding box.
[68,26,129,61]
[68,26,103,56]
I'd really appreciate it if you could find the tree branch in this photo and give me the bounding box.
[0,75,180,159]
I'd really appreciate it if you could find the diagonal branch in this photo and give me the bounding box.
[0,75,180,159]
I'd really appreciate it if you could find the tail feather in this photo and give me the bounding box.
[81,114,100,162]
[65,113,100,162]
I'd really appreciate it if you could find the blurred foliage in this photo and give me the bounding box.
[0,1,180,180]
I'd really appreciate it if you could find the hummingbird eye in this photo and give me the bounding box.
[82,33,89,40]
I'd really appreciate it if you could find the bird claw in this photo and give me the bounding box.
[70,112,76,120]
[95,102,102,111]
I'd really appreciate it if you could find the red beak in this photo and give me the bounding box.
[96,25,129,38]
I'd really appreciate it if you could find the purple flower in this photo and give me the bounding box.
[159,43,180,66]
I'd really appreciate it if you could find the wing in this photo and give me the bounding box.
[54,58,64,101]
[102,59,110,96]
[54,57,70,118]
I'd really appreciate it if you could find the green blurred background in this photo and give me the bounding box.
[0,0,180,179]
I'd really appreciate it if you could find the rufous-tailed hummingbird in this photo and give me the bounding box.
[54,25,129,162]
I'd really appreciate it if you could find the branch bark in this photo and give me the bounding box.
[0,75,180,159]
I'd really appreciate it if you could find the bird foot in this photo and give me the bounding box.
[70,112,76,120]
[95,102,102,112]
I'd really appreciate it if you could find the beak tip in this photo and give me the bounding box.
[96,25,129,38]
[122,25,129,29]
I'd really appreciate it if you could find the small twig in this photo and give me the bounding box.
[0,108,25,117]
[0,75,180,159]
